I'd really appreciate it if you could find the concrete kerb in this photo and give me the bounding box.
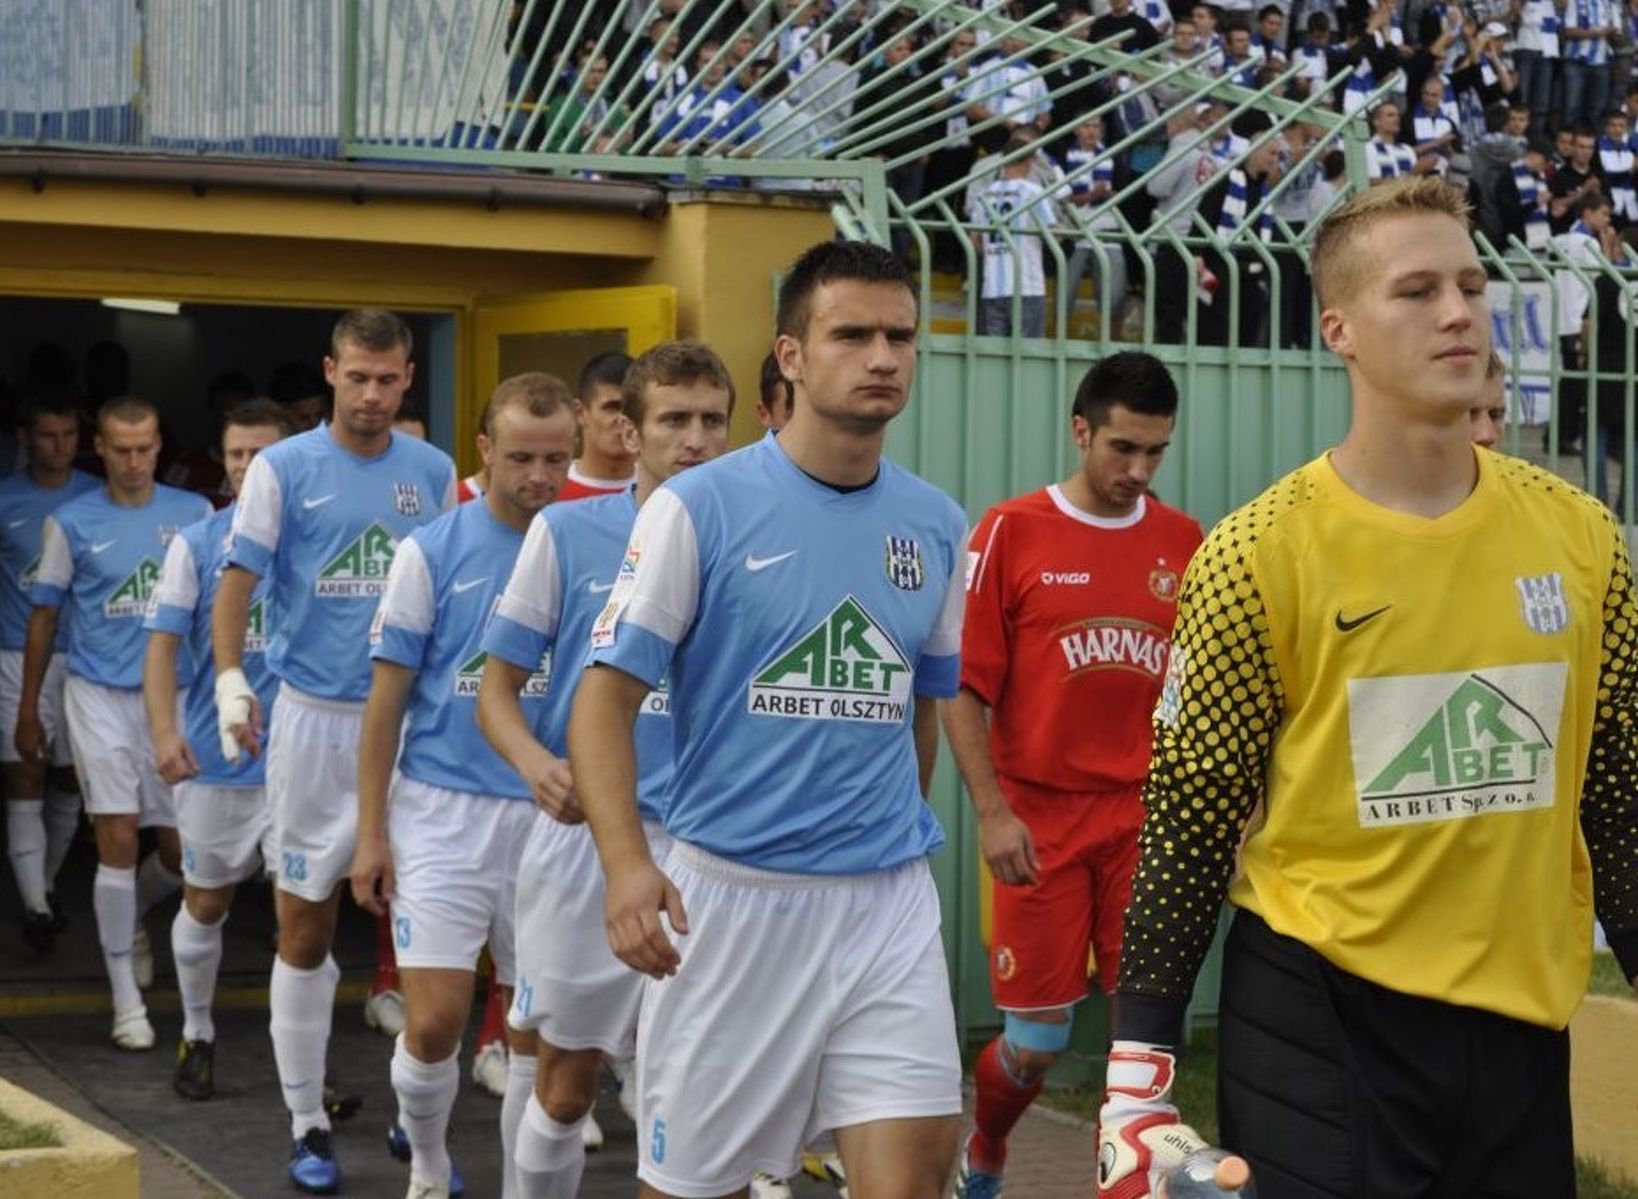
[0,1073,138,1199]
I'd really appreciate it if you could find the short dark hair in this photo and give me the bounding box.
[96,394,160,432]
[776,240,915,337]
[481,372,574,436]
[622,340,736,424]
[577,351,634,400]
[17,383,80,432]
[1575,191,1612,218]
[1483,102,1510,133]
[1072,352,1180,429]
[1257,4,1281,19]
[1571,123,1598,141]
[758,350,794,418]
[331,308,413,360]
[1604,108,1629,125]
[1525,136,1555,159]
[1305,11,1330,32]
[224,398,296,437]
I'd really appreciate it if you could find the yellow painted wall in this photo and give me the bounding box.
[0,1077,138,1199]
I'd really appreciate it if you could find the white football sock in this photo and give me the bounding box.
[270,955,339,1137]
[93,864,141,1012]
[391,1036,460,1184]
[515,1093,586,1199]
[501,1052,537,1199]
[6,799,49,914]
[171,905,225,1043]
[42,785,80,884]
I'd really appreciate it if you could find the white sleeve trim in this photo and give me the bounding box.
[495,513,563,637]
[231,453,283,555]
[375,536,436,636]
[35,516,73,590]
[616,487,700,644]
[151,532,201,613]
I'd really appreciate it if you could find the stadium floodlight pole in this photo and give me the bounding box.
[846,13,1107,164]
[750,4,992,159]
[491,0,559,152]
[519,0,604,154]
[624,0,788,158]
[572,0,670,152]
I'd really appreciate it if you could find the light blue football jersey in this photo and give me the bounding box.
[226,426,455,701]
[31,484,213,689]
[144,504,278,786]
[484,488,673,823]
[588,434,967,874]
[370,500,541,800]
[0,469,98,651]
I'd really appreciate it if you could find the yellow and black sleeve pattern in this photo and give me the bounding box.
[1582,512,1638,983]
[1113,488,1289,1046]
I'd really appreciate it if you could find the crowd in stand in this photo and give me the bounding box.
[509,0,1638,359]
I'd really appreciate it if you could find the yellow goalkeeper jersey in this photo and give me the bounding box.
[1121,448,1638,1031]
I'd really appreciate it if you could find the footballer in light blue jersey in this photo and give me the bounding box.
[225,423,455,702]
[0,467,98,653]
[588,433,966,874]
[484,488,674,821]
[369,500,547,799]
[352,377,579,1194]
[32,483,212,689]
[145,504,278,786]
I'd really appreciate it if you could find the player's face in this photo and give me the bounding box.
[484,404,576,516]
[26,411,79,473]
[222,421,283,496]
[756,389,793,432]
[628,380,732,481]
[577,381,631,466]
[780,279,917,434]
[1320,212,1489,419]
[1469,374,1506,448]
[1074,405,1173,516]
[323,340,413,439]
[95,415,160,493]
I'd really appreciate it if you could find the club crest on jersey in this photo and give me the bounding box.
[393,483,422,517]
[105,557,162,618]
[748,596,912,724]
[19,553,40,591]
[884,536,924,591]
[1515,572,1569,634]
[1149,563,1180,602]
[994,945,1018,982]
[158,524,181,548]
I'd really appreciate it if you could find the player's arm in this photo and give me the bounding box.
[944,508,1038,885]
[573,489,701,980]
[213,453,281,757]
[16,514,71,765]
[1098,517,1281,1195]
[476,514,576,821]
[476,657,577,822]
[143,633,197,785]
[354,659,414,916]
[352,537,434,915]
[1579,520,1638,990]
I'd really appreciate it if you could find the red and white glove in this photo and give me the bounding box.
[1096,1042,1208,1199]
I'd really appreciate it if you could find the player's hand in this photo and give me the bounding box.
[155,731,200,785]
[526,751,582,823]
[349,832,395,917]
[214,668,262,761]
[13,710,46,766]
[979,805,1040,886]
[1097,1043,1215,1198]
[604,857,689,980]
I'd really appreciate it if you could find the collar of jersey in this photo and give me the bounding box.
[1315,446,1497,539]
[761,430,885,501]
[1047,483,1147,529]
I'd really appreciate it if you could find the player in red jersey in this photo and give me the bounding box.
[944,351,1202,1199]
[557,352,636,501]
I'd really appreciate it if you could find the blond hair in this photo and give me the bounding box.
[1311,176,1472,310]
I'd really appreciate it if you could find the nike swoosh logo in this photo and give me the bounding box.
[303,494,338,510]
[91,540,117,554]
[6,518,26,529]
[452,577,489,594]
[745,551,798,572]
[588,581,615,594]
[1335,604,1391,633]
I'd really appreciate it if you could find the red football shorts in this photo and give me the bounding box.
[989,776,1145,1010]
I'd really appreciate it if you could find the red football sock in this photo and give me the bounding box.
[475,960,506,1049]
[969,1036,1044,1173]
[371,908,399,994]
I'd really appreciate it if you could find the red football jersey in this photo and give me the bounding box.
[556,463,634,502]
[961,485,1203,791]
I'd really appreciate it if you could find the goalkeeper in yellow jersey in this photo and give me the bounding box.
[1096,175,1638,1199]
